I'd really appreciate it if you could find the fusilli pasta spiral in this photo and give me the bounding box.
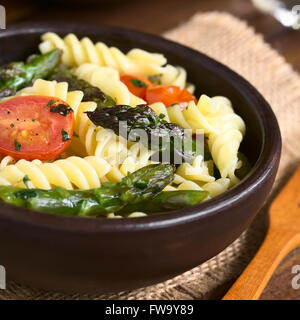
[202,178,230,198]
[74,63,145,106]
[206,96,245,184]
[0,156,111,189]
[149,95,245,184]
[39,32,190,88]
[17,78,83,118]
[17,79,127,163]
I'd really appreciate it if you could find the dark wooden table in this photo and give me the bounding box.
[1,0,300,300]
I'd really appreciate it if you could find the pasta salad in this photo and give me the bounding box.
[0,33,250,218]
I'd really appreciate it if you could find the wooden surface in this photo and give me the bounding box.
[223,167,300,300]
[1,0,300,300]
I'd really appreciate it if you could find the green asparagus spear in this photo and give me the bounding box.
[86,104,204,164]
[120,190,208,215]
[0,163,175,217]
[50,67,116,109]
[0,186,102,216]
[0,50,61,98]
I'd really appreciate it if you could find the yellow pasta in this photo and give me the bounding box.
[0,34,249,218]
[163,174,204,192]
[149,95,245,184]
[74,63,145,106]
[176,156,215,183]
[207,97,245,184]
[17,79,83,118]
[71,100,129,163]
[0,156,111,190]
[17,79,127,164]
[14,79,245,190]
[39,32,190,88]
[107,212,147,218]
[202,178,231,198]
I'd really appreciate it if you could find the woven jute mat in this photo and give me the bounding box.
[1,12,300,300]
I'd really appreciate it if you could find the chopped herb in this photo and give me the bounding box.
[32,119,35,122]
[130,78,147,88]
[171,182,180,188]
[22,175,30,189]
[50,104,73,116]
[45,99,55,109]
[148,74,162,85]
[14,189,37,200]
[159,113,166,119]
[61,129,70,142]
[10,123,14,128]
[135,181,148,189]
[14,139,21,151]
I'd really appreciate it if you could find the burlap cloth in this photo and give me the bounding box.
[1,12,299,300]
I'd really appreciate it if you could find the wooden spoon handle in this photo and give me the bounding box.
[222,230,300,300]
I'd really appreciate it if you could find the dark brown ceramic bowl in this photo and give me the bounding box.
[0,22,281,294]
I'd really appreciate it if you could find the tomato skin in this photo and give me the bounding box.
[0,96,74,161]
[145,85,197,109]
[120,74,152,99]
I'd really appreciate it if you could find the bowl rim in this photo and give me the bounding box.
[0,22,282,233]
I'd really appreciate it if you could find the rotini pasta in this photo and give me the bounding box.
[176,156,215,183]
[163,174,204,192]
[0,35,250,218]
[0,149,155,193]
[202,178,231,198]
[18,78,83,118]
[149,95,245,184]
[39,32,190,89]
[107,212,147,219]
[17,79,127,163]
[207,97,245,183]
[0,155,111,189]
[74,63,145,106]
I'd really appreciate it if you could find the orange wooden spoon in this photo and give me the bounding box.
[223,166,300,300]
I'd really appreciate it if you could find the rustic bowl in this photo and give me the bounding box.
[0,22,281,294]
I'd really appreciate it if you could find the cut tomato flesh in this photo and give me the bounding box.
[0,95,74,161]
[120,74,152,99]
[145,85,197,108]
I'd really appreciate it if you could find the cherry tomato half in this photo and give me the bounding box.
[0,95,74,161]
[120,74,152,99]
[145,85,197,109]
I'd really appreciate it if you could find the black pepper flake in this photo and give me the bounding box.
[14,139,21,151]
[10,123,14,128]
[61,129,70,142]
